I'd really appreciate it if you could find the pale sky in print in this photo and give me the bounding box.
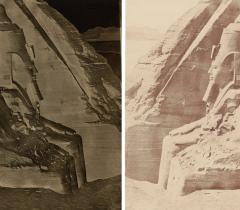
[127,0,201,32]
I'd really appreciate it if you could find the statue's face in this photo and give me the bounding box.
[227,106,237,114]
[226,100,238,114]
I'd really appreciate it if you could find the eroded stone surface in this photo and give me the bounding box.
[160,12,240,194]
[126,0,240,182]
[0,0,120,194]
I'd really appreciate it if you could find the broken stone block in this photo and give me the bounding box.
[167,134,240,195]
[0,147,67,193]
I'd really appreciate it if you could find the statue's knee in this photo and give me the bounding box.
[162,136,174,149]
[162,136,180,157]
[71,134,82,144]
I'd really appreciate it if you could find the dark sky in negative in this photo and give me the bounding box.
[45,0,120,32]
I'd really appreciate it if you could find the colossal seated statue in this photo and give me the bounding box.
[159,15,240,195]
[0,4,86,194]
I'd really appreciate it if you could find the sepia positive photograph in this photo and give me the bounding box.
[126,0,240,209]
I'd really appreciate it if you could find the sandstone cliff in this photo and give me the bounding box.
[126,0,240,184]
[127,0,240,208]
[0,0,121,194]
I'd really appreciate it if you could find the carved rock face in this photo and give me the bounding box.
[0,7,85,192]
[159,14,240,194]
[164,102,240,195]
[0,0,120,193]
[3,0,121,181]
[126,1,239,183]
[126,0,240,183]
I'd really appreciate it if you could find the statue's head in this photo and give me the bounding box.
[226,98,239,114]
[203,21,240,106]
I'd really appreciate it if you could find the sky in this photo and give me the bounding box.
[126,0,202,87]
[127,0,201,33]
[46,0,120,32]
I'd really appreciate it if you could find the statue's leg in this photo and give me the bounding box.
[1,131,79,193]
[158,132,199,190]
[43,129,87,187]
[158,136,180,190]
[67,135,87,186]
[44,143,79,193]
[0,92,84,192]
